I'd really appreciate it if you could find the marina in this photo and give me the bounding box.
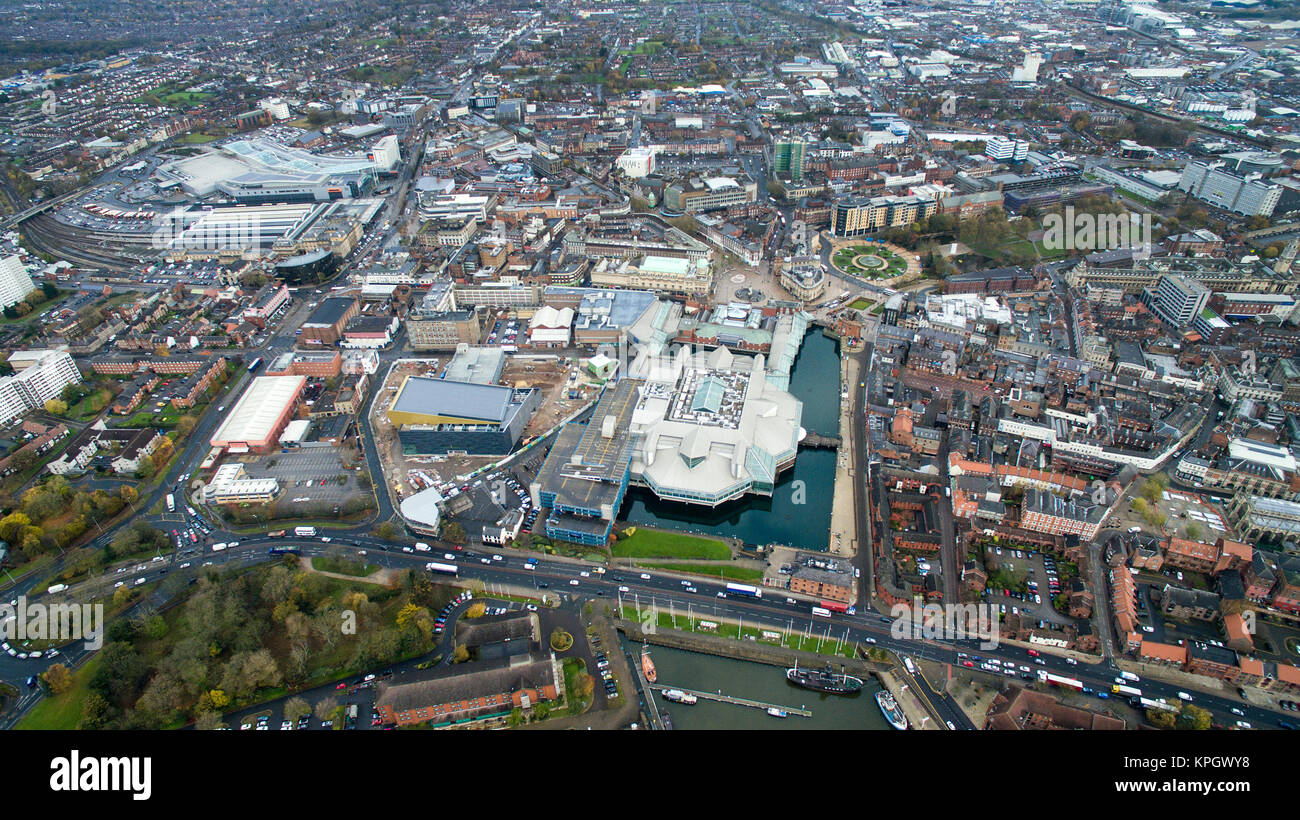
[622,637,889,730]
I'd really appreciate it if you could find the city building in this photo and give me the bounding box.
[386,376,539,456]
[0,255,36,309]
[1178,161,1282,217]
[1143,273,1210,329]
[407,310,483,351]
[0,349,82,426]
[203,462,281,504]
[208,375,306,454]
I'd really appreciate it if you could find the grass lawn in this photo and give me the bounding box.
[178,132,218,144]
[849,298,874,310]
[311,556,378,577]
[636,562,764,582]
[613,527,730,560]
[622,606,858,658]
[16,654,102,730]
[561,657,591,715]
[0,553,55,586]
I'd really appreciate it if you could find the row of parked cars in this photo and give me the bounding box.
[435,590,474,636]
[590,634,618,699]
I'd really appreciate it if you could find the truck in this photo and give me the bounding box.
[724,582,762,598]
[295,526,317,537]
[211,543,228,552]
[46,583,68,594]
[165,494,175,513]
[1119,670,1140,683]
[267,530,287,538]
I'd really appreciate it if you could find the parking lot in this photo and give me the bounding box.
[983,545,1075,627]
[236,449,370,518]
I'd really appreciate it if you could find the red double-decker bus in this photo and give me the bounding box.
[820,600,850,614]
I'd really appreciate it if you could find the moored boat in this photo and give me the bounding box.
[876,689,908,730]
[641,645,657,683]
[766,707,788,718]
[785,661,864,694]
[661,688,697,705]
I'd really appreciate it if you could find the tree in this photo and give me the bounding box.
[43,398,68,415]
[1147,708,1177,729]
[574,673,595,700]
[374,522,395,540]
[442,522,466,544]
[1176,704,1212,730]
[43,663,73,695]
[451,644,470,663]
[283,696,311,723]
[314,696,339,721]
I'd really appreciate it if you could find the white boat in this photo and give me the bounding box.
[766,707,788,718]
[876,690,908,730]
[661,689,698,705]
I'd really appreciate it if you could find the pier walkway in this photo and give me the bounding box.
[646,684,812,718]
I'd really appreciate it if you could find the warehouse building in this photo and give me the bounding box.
[209,375,306,454]
[387,376,539,456]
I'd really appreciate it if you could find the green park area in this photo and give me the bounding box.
[20,561,456,729]
[612,526,731,560]
[621,606,858,659]
[832,244,908,279]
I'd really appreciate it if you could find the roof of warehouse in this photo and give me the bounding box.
[210,376,306,445]
[391,376,515,423]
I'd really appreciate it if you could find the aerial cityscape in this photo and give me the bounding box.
[2,0,1300,751]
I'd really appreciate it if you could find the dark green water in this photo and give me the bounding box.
[620,636,889,730]
[619,329,841,550]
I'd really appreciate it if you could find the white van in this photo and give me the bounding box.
[414,542,431,552]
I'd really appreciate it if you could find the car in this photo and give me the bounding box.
[580,571,591,578]
[492,554,503,562]
[961,660,974,668]
[1033,658,1046,666]
[525,604,538,612]
[1230,707,1245,716]
[716,592,727,598]
[640,573,651,580]
[1235,720,1252,729]
[336,682,348,690]
[480,558,491,564]
[1065,657,1078,666]
[569,579,580,586]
